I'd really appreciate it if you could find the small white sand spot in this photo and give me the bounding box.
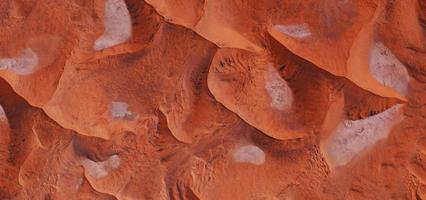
[369,42,410,96]
[326,104,404,167]
[0,48,39,75]
[75,178,84,191]
[0,105,6,121]
[233,145,265,165]
[83,155,121,179]
[273,24,312,39]
[110,101,135,120]
[265,65,293,111]
[94,0,132,50]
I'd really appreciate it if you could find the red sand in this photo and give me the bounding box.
[0,0,425,199]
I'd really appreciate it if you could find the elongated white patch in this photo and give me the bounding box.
[265,65,293,110]
[94,0,132,50]
[82,155,121,179]
[110,101,135,120]
[0,105,6,121]
[273,24,311,39]
[325,104,404,167]
[369,42,410,96]
[0,48,39,75]
[75,178,83,190]
[233,145,265,165]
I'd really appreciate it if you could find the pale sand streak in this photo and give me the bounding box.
[233,145,265,165]
[369,42,410,96]
[273,24,312,39]
[83,155,121,179]
[0,48,39,75]
[326,104,404,167]
[0,104,6,121]
[265,64,294,111]
[110,101,135,120]
[94,0,132,50]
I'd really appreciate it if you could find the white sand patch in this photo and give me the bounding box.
[94,0,132,50]
[0,105,6,121]
[273,24,311,39]
[110,101,135,120]
[75,178,83,190]
[325,104,404,167]
[265,64,293,111]
[369,42,410,96]
[82,155,121,179]
[0,48,39,75]
[233,145,265,165]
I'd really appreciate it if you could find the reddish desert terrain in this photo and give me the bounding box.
[0,0,425,199]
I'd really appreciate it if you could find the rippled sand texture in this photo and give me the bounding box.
[0,0,425,199]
